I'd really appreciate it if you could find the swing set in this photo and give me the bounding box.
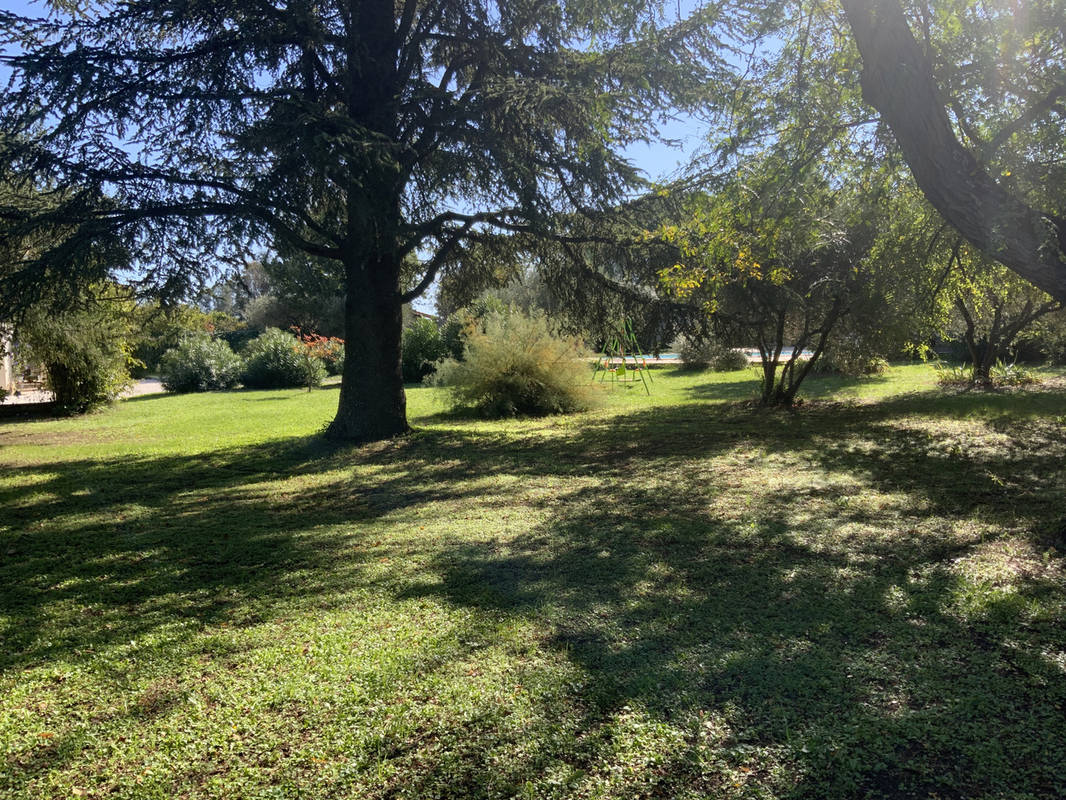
[591,320,653,395]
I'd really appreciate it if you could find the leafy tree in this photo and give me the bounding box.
[255,251,346,338]
[658,167,861,405]
[129,301,245,376]
[204,254,349,338]
[656,149,951,405]
[1,173,136,412]
[641,0,1065,309]
[401,317,448,383]
[1028,309,1066,365]
[947,244,1061,384]
[618,1,947,404]
[0,0,719,442]
[294,330,345,376]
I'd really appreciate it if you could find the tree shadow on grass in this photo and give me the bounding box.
[117,392,171,404]
[0,401,59,421]
[2,385,1065,796]
[796,370,894,399]
[401,484,1066,798]
[683,374,762,403]
[681,369,896,405]
[2,435,353,669]
[4,386,1063,661]
[389,387,1066,798]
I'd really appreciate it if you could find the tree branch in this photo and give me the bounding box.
[399,219,475,303]
[984,84,1066,161]
[841,0,1066,302]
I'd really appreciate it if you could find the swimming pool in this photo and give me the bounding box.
[621,349,815,362]
[742,348,815,360]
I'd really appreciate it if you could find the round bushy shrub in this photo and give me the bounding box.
[711,348,750,371]
[433,312,595,417]
[814,349,890,377]
[242,328,326,389]
[159,335,243,392]
[676,336,749,372]
[676,335,714,370]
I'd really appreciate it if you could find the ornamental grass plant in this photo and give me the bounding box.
[433,311,595,417]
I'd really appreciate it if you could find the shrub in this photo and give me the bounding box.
[935,360,1040,388]
[129,303,244,377]
[433,312,595,417]
[675,335,715,370]
[813,348,890,377]
[989,361,1041,386]
[711,348,750,371]
[159,335,243,392]
[676,336,749,372]
[934,362,974,386]
[242,328,326,389]
[18,301,135,414]
[402,317,447,382]
[294,330,345,375]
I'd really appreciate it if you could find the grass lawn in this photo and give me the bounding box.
[2,363,1065,799]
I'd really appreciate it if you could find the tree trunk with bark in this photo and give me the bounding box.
[840,0,1066,303]
[326,250,411,442]
[322,0,413,443]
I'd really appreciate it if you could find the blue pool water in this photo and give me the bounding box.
[742,349,815,359]
[621,349,816,361]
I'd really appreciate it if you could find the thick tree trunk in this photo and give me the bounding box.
[840,0,1066,302]
[326,253,410,443]
[324,0,411,443]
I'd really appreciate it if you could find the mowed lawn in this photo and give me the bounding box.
[2,365,1065,799]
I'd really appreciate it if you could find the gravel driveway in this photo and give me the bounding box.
[1,378,167,405]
